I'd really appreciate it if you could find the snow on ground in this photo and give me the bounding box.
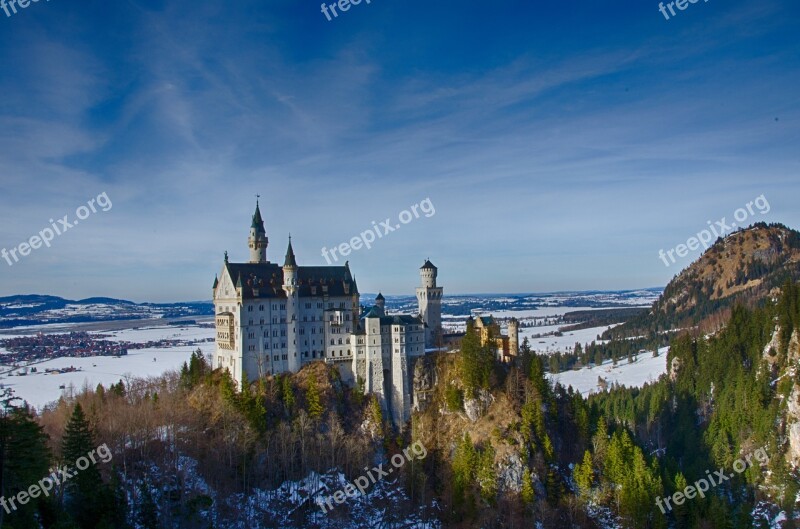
[0,325,214,409]
[548,347,670,396]
[522,324,618,354]
[90,325,213,343]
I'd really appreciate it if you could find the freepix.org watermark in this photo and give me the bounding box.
[0,443,113,515]
[655,446,769,514]
[1,0,51,19]
[321,198,435,265]
[658,194,770,268]
[320,0,373,22]
[2,192,112,267]
[317,440,427,513]
[657,0,709,21]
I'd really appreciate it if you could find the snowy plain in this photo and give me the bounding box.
[548,347,670,396]
[0,325,214,410]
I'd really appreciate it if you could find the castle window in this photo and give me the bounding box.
[330,339,335,345]
[282,354,288,360]
[274,356,279,361]
[280,304,286,310]
[248,306,253,312]
[259,305,264,311]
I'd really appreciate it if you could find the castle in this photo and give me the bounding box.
[468,315,520,363]
[212,202,444,426]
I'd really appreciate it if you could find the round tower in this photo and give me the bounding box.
[282,237,300,372]
[420,259,437,288]
[416,259,443,348]
[508,318,519,356]
[248,199,268,263]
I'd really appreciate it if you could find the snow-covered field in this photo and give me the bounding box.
[548,347,670,396]
[0,325,214,409]
[521,324,617,354]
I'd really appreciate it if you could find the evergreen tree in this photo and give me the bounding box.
[573,449,594,497]
[306,374,324,420]
[61,403,110,529]
[136,480,159,529]
[520,468,535,505]
[0,401,51,528]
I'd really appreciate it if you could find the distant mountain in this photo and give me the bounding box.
[0,295,214,329]
[606,222,800,339]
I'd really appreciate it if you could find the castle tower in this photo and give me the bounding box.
[416,259,443,348]
[282,237,300,372]
[375,292,385,314]
[508,318,519,356]
[248,200,268,263]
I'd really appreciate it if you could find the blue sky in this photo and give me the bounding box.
[0,0,798,302]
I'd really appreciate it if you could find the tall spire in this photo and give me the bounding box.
[248,197,268,263]
[284,235,297,268]
[251,198,265,232]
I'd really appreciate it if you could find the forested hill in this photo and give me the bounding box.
[605,222,800,339]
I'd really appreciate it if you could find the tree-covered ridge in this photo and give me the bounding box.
[589,280,800,528]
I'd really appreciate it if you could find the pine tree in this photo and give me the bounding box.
[574,450,594,497]
[521,468,535,505]
[0,403,51,528]
[136,480,159,529]
[61,403,112,529]
[370,396,384,437]
[281,376,295,415]
[306,374,324,420]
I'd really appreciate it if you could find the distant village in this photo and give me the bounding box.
[0,331,213,366]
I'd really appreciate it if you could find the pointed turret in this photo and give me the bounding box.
[248,198,269,263]
[252,201,265,231]
[375,292,386,313]
[284,236,298,268]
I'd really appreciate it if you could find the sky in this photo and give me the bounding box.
[0,0,798,302]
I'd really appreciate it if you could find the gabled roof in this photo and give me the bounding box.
[361,305,422,326]
[222,262,357,299]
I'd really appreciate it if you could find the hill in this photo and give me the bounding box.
[605,222,800,339]
[0,294,213,328]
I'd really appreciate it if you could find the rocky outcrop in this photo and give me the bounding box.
[412,356,437,413]
[464,389,494,422]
